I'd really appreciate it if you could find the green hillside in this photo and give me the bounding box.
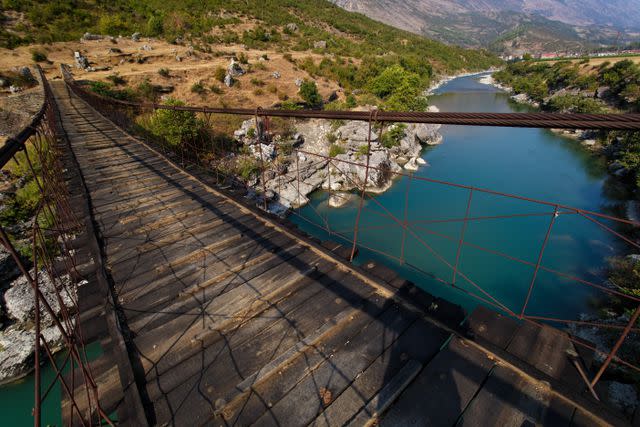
[0,0,500,78]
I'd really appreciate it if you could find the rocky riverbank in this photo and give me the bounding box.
[233,107,443,215]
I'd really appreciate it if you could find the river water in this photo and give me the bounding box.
[292,73,626,321]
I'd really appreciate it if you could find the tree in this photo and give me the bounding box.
[148,99,202,146]
[299,80,322,107]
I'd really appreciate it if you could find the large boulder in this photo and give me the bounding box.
[333,151,400,192]
[74,52,90,69]
[4,269,75,324]
[336,121,379,144]
[227,59,245,77]
[0,323,64,384]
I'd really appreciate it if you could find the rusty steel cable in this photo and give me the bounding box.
[58,63,640,392]
[58,64,640,130]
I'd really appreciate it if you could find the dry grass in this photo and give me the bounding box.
[0,37,343,107]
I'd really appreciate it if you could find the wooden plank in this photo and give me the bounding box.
[465,305,520,349]
[379,337,495,427]
[219,295,392,426]
[249,302,417,427]
[459,365,576,427]
[312,318,450,427]
[506,322,583,390]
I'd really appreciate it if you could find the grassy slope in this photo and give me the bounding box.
[0,0,500,76]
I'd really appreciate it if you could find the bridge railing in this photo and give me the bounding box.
[61,64,640,399]
[0,66,114,426]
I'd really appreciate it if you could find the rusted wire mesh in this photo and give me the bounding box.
[0,66,114,426]
[61,64,640,399]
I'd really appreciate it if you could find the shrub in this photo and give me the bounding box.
[158,68,170,78]
[250,78,265,87]
[356,144,369,158]
[329,143,345,157]
[137,79,157,101]
[280,100,302,110]
[210,85,223,94]
[238,52,249,64]
[236,155,260,180]
[214,67,227,83]
[608,257,640,298]
[369,64,427,111]
[30,49,47,63]
[106,73,126,85]
[345,94,357,108]
[267,84,278,94]
[147,98,202,146]
[88,81,136,101]
[381,123,406,148]
[253,88,264,96]
[326,133,338,144]
[299,80,322,107]
[247,127,256,138]
[146,15,164,37]
[191,81,206,94]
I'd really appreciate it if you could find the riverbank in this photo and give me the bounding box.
[425,68,500,95]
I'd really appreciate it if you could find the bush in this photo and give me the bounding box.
[214,67,227,83]
[238,52,249,64]
[158,68,170,77]
[369,64,427,111]
[191,81,206,94]
[280,100,302,110]
[608,257,640,298]
[329,143,345,157]
[146,15,164,37]
[137,79,157,101]
[236,155,260,180]
[299,80,322,107]
[30,49,47,63]
[326,133,338,144]
[210,85,223,94]
[147,98,202,146]
[355,144,369,158]
[88,81,136,101]
[250,78,265,86]
[381,123,406,148]
[106,73,126,85]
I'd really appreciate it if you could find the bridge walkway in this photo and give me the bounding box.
[50,80,623,426]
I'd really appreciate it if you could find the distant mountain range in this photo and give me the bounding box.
[331,0,640,54]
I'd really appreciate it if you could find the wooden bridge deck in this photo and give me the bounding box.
[50,80,627,426]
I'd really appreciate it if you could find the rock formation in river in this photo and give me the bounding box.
[233,110,443,215]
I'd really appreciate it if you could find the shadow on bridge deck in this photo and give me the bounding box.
[50,80,626,427]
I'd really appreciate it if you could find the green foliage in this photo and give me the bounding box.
[158,67,170,78]
[106,73,126,85]
[355,144,369,158]
[214,67,227,83]
[368,64,428,111]
[495,59,640,110]
[30,49,47,62]
[326,132,337,144]
[190,81,206,94]
[329,143,345,157]
[381,123,406,148]
[546,94,607,114]
[146,14,164,37]
[137,79,157,101]
[617,132,640,190]
[280,100,302,110]
[210,84,223,94]
[235,155,260,180]
[246,127,256,138]
[147,98,203,146]
[608,256,640,298]
[299,80,322,107]
[238,52,249,64]
[250,78,265,87]
[88,81,136,101]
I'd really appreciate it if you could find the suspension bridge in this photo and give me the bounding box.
[1,65,640,426]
